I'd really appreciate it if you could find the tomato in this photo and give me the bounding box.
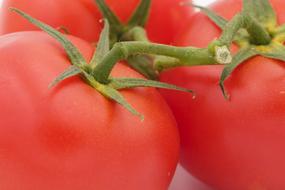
[0,31,179,190]
[0,0,193,44]
[160,0,285,189]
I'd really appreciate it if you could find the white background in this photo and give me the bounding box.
[194,0,216,5]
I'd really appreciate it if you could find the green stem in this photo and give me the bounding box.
[219,12,271,46]
[93,42,218,84]
[121,26,149,42]
[121,27,161,80]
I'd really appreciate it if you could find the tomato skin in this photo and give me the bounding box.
[160,0,285,189]
[0,0,192,44]
[0,31,179,190]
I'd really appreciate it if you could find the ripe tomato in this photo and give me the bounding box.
[0,31,179,190]
[160,0,285,189]
[0,0,193,44]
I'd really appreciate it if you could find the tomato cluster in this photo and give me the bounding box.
[1,0,285,190]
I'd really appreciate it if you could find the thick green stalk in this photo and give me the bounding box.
[93,42,218,84]
[121,26,161,80]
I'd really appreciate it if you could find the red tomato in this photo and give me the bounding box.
[0,0,193,44]
[160,0,285,189]
[0,31,179,190]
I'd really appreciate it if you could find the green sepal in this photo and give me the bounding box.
[193,4,227,29]
[243,0,277,28]
[10,8,87,67]
[196,6,249,46]
[49,66,82,88]
[258,43,285,61]
[127,0,151,28]
[219,48,257,98]
[90,19,110,65]
[94,0,124,45]
[110,78,195,96]
[13,8,142,119]
[127,55,158,80]
[94,0,152,44]
[94,0,123,31]
[101,85,143,120]
[82,72,143,120]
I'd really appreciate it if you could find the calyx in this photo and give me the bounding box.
[195,0,285,98]
[12,8,194,119]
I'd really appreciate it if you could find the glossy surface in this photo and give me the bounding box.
[0,31,179,190]
[161,0,285,189]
